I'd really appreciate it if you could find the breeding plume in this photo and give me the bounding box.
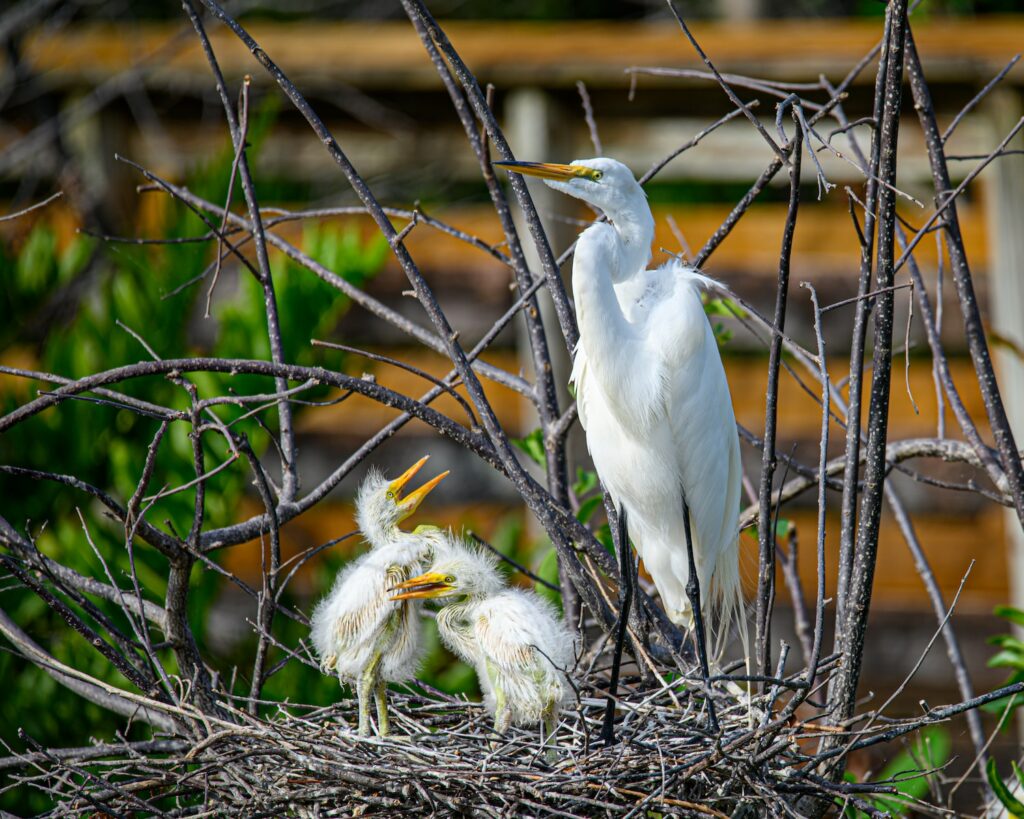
[310,456,447,736]
[391,534,576,746]
[497,158,743,735]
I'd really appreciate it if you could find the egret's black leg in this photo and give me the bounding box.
[601,505,633,745]
[682,497,719,732]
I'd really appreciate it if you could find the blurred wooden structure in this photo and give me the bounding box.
[3,15,1024,693]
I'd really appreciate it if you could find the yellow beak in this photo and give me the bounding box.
[493,160,600,181]
[388,571,454,601]
[386,456,449,521]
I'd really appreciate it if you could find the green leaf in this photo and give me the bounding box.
[58,235,95,283]
[988,650,1024,670]
[511,428,546,468]
[987,635,1024,656]
[872,726,951,815]
[576,495,603,526]
[987,758,1024,817]
[995,605,1024,629]
[16,226,57,294]
[534,547,562,611]
[573,467,598,497]
[747,518,793,541]
[704,296,746,319]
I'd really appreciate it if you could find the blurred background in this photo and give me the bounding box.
[2,0,1023,811]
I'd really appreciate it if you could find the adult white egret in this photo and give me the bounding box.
[390,534,576,749]
[310,456,448,736]
[496,158,743,738]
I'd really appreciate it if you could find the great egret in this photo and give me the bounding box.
[310,456,448,736]
[390,535,576,748]
[496,158,743,738]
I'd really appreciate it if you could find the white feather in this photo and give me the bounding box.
[427,538,578,729]
[550,158,744,651]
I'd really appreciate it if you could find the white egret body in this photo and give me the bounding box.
[310,457,447,735]
[391,535,576,741]
[497,158,743,641]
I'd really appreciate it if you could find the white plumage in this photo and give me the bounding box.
[497,157,743,644]
[391,533,576,740]
[310,457,447,735]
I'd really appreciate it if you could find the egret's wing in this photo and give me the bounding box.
[569,345,590,429]
[657,266,742,583]
[310,554,403,669]
[472,596,541,675]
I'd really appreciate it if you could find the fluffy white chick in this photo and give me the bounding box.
[310,456,447,736]
[391,534,577,745]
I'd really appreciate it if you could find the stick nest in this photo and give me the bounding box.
[6,662,919,817]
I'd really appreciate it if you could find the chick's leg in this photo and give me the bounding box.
[486,660,511,740]
[541,700,559,763]
[358,648,384,736]
[371,605,405,738]
[374,680,390,736]
[356,674,371,737]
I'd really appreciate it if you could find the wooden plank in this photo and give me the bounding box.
[114,114,991,185]
[737,506,1007,615]
[726,356,990,442]
[292,346,991,444]
[200,200,987,279]
[223,495,1007,613]
[20,18,1024,89]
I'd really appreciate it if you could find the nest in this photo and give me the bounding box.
[5,657,931,818]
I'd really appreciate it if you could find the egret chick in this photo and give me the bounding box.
[391,537,576,747]
[310,456,447,736]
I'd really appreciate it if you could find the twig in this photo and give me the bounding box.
[755,114,801,678]
[0,190,63,222]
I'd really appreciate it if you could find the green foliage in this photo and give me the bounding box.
[983,605,1024,716]
[0,113,386,811]
[534,547,562,611]
[512,427,546,467]
[987,758,1024,818]
[838,727,951,817]
[704,296,744,347]
[744,517,793,541]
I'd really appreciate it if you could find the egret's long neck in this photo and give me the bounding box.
[573,221,663,433]
[573,223,631,345]
[606,192,654,283]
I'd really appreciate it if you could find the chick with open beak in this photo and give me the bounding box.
[310,456,448,736]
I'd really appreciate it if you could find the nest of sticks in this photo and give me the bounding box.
[5,650,952,818]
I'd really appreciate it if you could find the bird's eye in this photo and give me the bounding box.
[591,170,603,181]
[444,575,456,584]
[386,491,394,500]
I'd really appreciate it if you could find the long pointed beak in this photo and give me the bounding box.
[388,571,453,601]
[494,160,598,181]
[387,455,430,497]
[397,469,449,518]
[385,456,449,522]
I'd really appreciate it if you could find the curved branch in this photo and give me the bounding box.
[739,437,1005,529]
[0,609,176,732]
[0,516,166,627]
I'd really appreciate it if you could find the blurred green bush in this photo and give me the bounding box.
[0,115,408,811]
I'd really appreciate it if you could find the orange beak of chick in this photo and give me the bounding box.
[386,456,449,522]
